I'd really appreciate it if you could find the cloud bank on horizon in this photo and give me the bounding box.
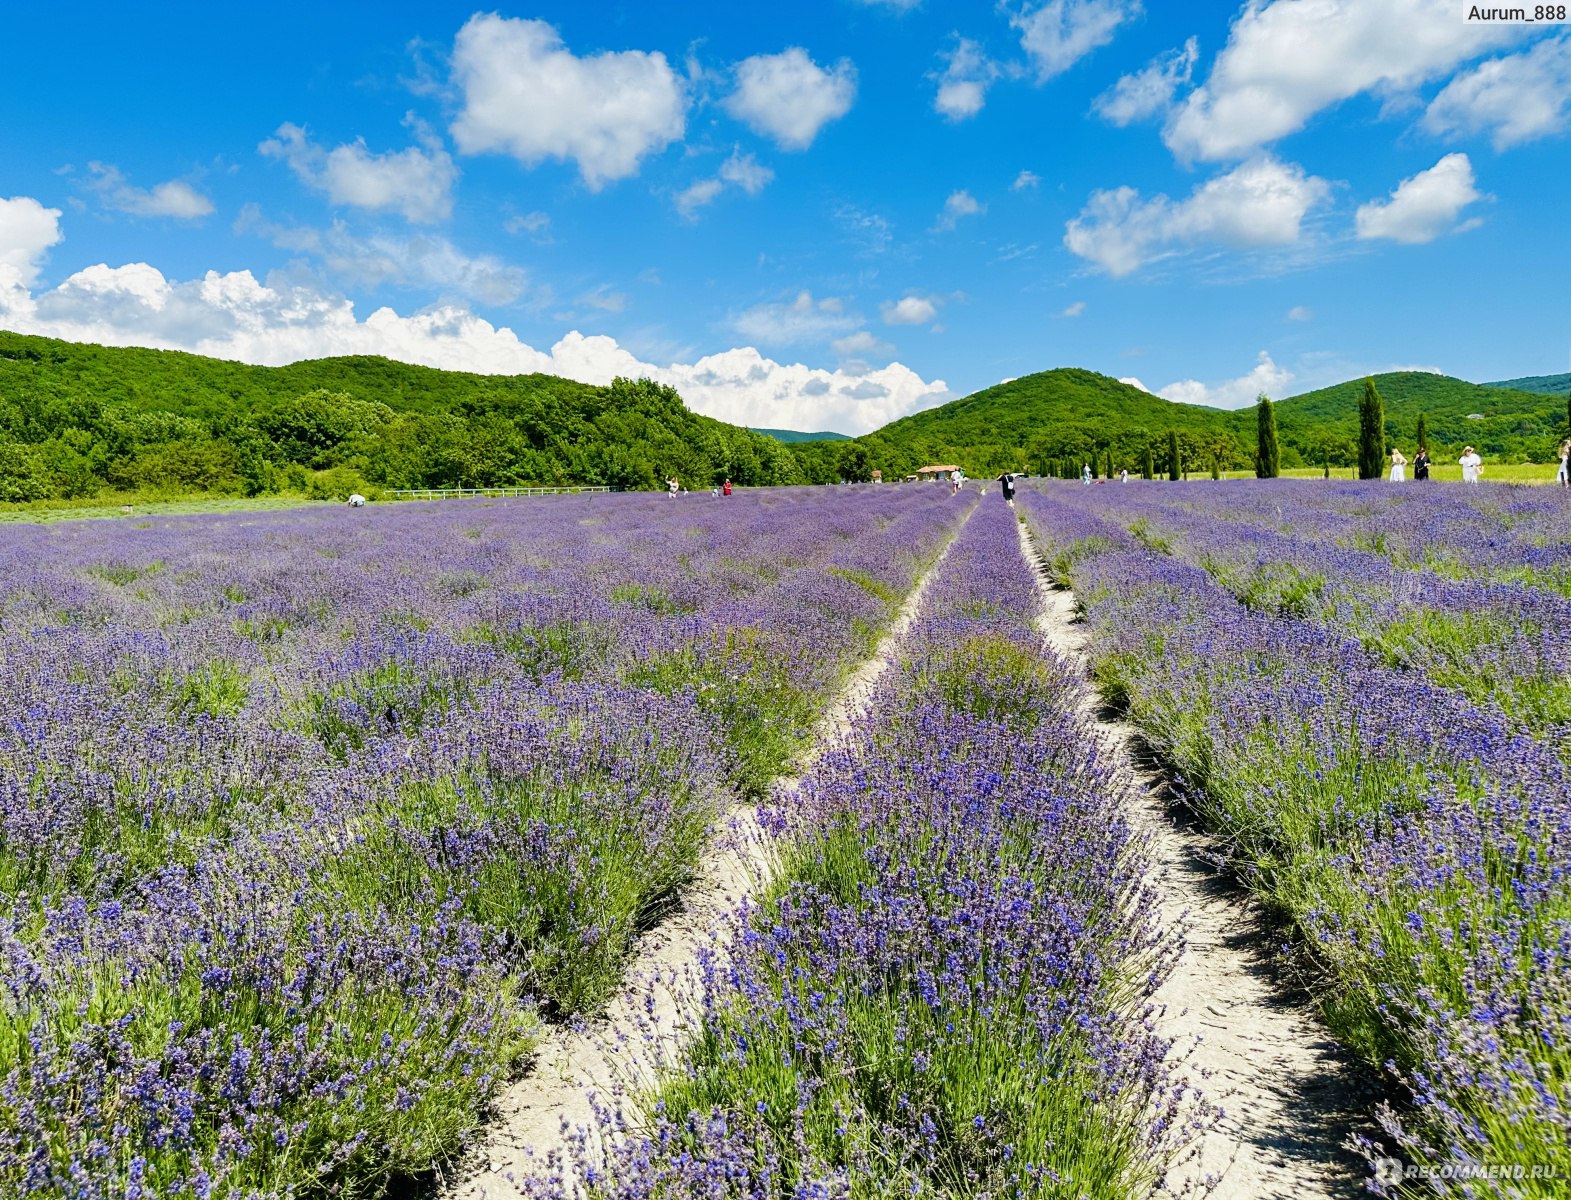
[2,1,1567,430]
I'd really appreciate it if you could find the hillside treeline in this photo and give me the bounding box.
[0,333,801,501]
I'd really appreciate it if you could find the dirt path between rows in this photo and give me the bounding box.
[444,500,978,1199]
[1015,517,1377,1199]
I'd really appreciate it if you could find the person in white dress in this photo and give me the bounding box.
[1389,448,1407,482]
[1557,439,1569,488]
[1459,447,1483,484]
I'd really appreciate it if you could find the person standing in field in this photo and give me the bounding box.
[1119,468,1129,483]
[1414,446,1431,481]
[1459,446,1483,483]
[950,468,962,496]
[723,478,733,496]
[1081,463,1093,486]
[1557,440,1569,488]
[667,475,680,498]
[1389,448,1407,482]
[997,470,1016,508]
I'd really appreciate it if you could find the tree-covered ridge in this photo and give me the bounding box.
[0,331,802,501]
[1484,372,1571,397]
[749,427,850,443]
[794,366,1571,483]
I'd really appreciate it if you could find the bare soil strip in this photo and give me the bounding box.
[445,501,978,1199]
[1016,516,1377,1200]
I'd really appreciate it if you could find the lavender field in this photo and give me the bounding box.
[0,489,965,1197]
[2,480,1568,1199]
[1020,479,1571,1198]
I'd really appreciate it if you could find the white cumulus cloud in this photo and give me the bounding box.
[1157,350,1292,409]
[881,294,940,325]
[259,122,457,223]
[1011,0,1142,81]
[933,189,984,232]
[677,149,775,220]
[933,38,1000,121]
[1424,35,1571,151]
[449,14,686,188]
[85,164,213,219]
[1287,304,1312,321]
[0,196,64,289]
[1060,300,1086,317]
[1355,153,1485,245]
[724,48,856,150]
[1012,170,1041,190]
[1064,156,1330,276]
[1164,0,1523,161]
[1094,37,1198,125]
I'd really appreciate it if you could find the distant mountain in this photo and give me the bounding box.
[788,366,1570,482]
[750,427,851,443]
[791,368,1243,479]
[1483,373,1570,397]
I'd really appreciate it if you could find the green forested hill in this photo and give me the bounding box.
[1274,372,1569,462]
[1483,372,1571,397]
[0,331,802,501]
[791,367,1571,482]
[793,369,1242,481]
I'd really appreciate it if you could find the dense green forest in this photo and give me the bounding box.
[0,331,802,501]
[791,367,1571,483]
[1,330,1565,502]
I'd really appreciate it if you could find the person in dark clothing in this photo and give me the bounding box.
[997,471,1016,508]
[1413,447,1430,481]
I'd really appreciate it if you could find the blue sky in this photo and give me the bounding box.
[1,1,1567,433]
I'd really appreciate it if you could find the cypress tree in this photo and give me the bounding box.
[1255,392,1280,478]
[1142,445,1155,480]
[1211,452,1221,481]
[1103,448,1114,479]
[1167,430,1181,481]
[1416,411,1429,452]
[1358,378,1386,479]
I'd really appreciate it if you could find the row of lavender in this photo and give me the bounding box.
[1078,481,1571,744]
[0,489,965,1198]
[1018,483,1570,1197]
[560,501,1191,1199]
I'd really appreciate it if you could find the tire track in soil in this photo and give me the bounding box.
[441,499,980,1199]
[1015,514,1379,1200]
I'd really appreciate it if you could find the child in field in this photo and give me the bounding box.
[1459,447,1483,484]
[1389,448,1407,482]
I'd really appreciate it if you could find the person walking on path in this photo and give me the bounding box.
[997,470,1016,508]
[950,468,964,496]
[1557,440,1569,488]
[667,475,680,499]
[1459,446,1483,484]
[1389,448,1407,482]
[1414,446,1431,481]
